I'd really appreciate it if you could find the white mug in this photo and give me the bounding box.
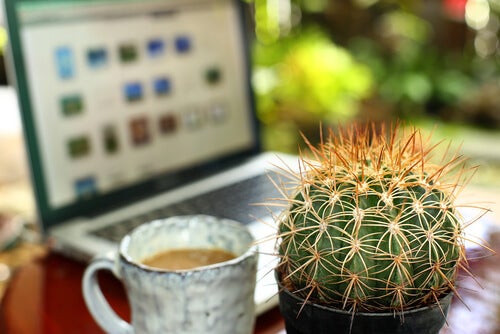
[82,215,258,334]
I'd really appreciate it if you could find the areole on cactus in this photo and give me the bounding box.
[269,122,486,314]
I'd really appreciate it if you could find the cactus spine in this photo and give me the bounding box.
[274,123,476,313]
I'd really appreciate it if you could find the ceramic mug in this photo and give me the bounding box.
[82,215,258,334]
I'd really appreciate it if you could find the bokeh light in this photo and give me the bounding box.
[465,0,491,30]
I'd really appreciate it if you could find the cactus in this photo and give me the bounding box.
[272,123,481,313]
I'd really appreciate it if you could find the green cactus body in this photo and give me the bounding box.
[276,125,467,312]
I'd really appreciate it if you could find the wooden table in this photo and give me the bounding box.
[0,222,499,334]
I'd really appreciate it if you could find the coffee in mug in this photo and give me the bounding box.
[82,215,258,334]
[141,247,236,270]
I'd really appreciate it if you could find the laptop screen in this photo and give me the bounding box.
[3,0,259,226]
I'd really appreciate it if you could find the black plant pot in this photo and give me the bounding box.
[278,285,453,334]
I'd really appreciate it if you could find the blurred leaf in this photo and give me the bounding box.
[254,28,374,124]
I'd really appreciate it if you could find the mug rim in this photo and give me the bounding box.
[118,214,258,275]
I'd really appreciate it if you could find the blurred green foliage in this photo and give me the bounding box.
[249,0,500,152]
[349,35,476,118]
[254,29,373,123]
[253,29,374,151]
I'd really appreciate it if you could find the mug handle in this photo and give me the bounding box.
[82,253,133,334]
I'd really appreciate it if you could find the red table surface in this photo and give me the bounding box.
[1,224,500,334]
[0,251,284,334]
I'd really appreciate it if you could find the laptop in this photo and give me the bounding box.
[2,0,299,315]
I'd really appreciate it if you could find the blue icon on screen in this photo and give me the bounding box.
[55,46,75,79]
[123,82,143,102]
[175,36,191,53]
[87,48,108,68]
[153,77,171,96]
[147,39,165,57]
[75,176,97,200]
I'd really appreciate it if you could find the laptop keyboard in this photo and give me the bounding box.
[89,173,283,242]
